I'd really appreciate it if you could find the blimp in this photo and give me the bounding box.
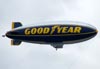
[5,21,98,49]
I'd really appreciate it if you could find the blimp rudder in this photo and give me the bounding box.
[12,22,22,29]
[11,22,22,46]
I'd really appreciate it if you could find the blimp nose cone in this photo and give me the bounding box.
[96,30,98,35]
[92,29,98,37]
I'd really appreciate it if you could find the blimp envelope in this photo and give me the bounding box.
[5,21,98,49]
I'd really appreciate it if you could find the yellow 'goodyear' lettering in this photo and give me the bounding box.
[25,28,31,35]
[25,27,50,35]
[31,28,37,34]
[24,26,82,35]
[43,27,50,34]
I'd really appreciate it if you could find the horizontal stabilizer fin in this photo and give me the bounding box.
[11,40,21,46]
[12,22,22,29]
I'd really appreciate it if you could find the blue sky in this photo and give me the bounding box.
[0,0,100,69]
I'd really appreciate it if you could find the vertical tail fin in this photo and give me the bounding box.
[12,22,22,29]
[11,22,22,46]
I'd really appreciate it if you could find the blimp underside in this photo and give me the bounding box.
[5,22,98,49]
[8,32,96,48]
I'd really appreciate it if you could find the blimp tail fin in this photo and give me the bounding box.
[11,39,22,46]
[12,22,22,29]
